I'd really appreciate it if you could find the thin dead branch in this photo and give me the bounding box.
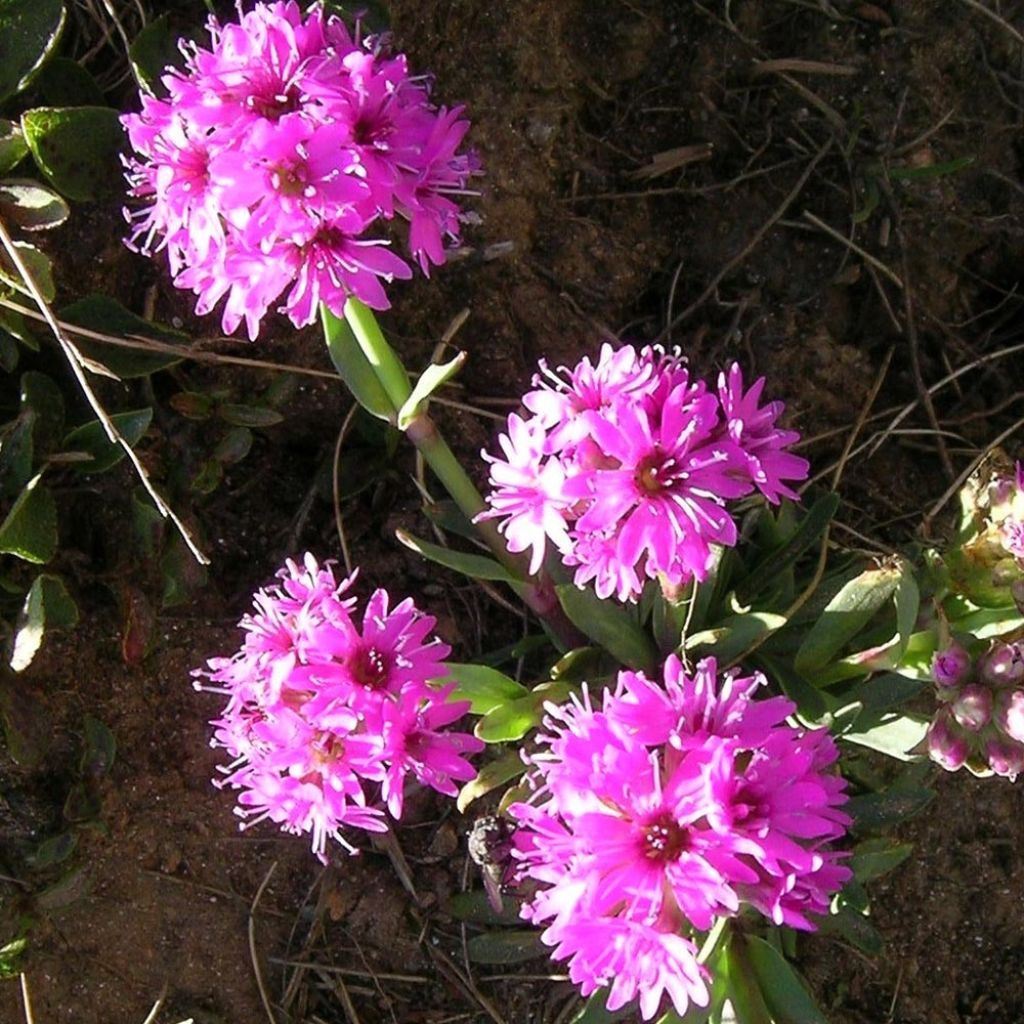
[249,862,280,1024]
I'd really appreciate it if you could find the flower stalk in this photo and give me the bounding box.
[335,299,581,648]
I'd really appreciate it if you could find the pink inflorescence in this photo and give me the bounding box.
[122,1,479,339]
[928,640,1024,780]
[192,554,483,861]
[479,344,808,601]
[508,655,850,1020]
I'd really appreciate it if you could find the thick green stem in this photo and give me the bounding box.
[343,296,413,411]
[336,300,581,648]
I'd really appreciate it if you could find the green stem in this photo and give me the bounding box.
[337,300,582,649]
[343,296,413,411]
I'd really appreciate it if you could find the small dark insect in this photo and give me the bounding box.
[468,815,516,913]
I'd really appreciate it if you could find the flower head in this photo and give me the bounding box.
[123,1,479,338]
[480,344,808,601]
[508,656,850,1020]
[193,554,482,860]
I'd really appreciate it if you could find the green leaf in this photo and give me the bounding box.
[894,569,919,657]
[0,306,39,349]
[758,653,827,722]
[62,408,152,474]
[34,56,104,106]
[851,838,912,884]
[734,493,838,607]
[0,0,66,104]
[743,935,828,1024]
[21,105,124,202]
[0,411,35,499]
[61,294,185,377]
[10,572,77,671]
[821,902,884,957]
[20,370,64,455]
[0,473,56,562]
[170,391,214,420]
[846,786,934,832]
[476,681,572,743]
[396,527,517,583]
[0,118,29,172]
[321,302,395,422]
[80,714,115,778]
[397,351,465,429]
[457,748,526,812]
[0,936,27,978]
[795,563,902,675]
[466,930,548,965]
[190,458,222,495]
[445,890,524,928]
[556,584,657,671]
[0,239,55,301]
[213,426,253,465]
[218,403,284,428]
[889,155,974,181]
[0,178,69,231]
[840,711,929,760]
[28,830,77,868]
[160,532,207,608]
[571,992,636,1024]
[446,662,528,714]
[686,612,788,665]
[128,13,193,95]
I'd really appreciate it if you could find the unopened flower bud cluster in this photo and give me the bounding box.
[928,641,1024,780]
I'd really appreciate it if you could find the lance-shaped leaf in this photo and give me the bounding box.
[0,0,66,104]
[557,584,657,672]
[476,680,572,743]
[466,930,548,965]
[396,527,517,583]
[456,748,526,812]
[445,890,525,928]
[62,408,152,474]
[685,612,788,666]
[446,662,528,714]
[322,303,394,421]
[851,838,912,883]
[840,710,929,761]
[742,935,828,1024]
[795,562,902,676]
[734,492,839,607]
[845,785,934,832]
[397,351,465,429]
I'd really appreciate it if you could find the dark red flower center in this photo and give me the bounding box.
[635,447,681,495]
[351,644,390,689]
[639,811,688,862]
[246,84,302,120]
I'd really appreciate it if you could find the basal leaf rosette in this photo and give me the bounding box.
[479,344,809,602]
[192,553,482,861]
[507,655,851,1020]
[122,1,479,339]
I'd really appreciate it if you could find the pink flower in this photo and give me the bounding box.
[481,345,808,600]
[193,554,482,861]
[122,1,479,338]
[508,657,850,1020]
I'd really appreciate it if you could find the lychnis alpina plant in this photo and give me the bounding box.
[193,554,482,860]
[127,5,1024,1022]
[122,1,478,339]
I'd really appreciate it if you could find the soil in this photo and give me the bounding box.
[3,1,1024,1022]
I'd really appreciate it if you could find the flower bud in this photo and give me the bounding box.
[979,643,1024,687]
[1013,578,1024,615]
[994,689,1024,744]
[926,709,970,772]
[951,684,993,732]
[985,735,1024,781]
[932,644,971,692]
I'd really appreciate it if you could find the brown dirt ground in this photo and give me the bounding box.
[3,1,1024,1022]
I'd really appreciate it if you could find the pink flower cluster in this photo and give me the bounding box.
[480,344,808,601]
[508,656,850,1020]
[193,554,483,860]
[122,1,479,339]
[928,641,1024,780]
